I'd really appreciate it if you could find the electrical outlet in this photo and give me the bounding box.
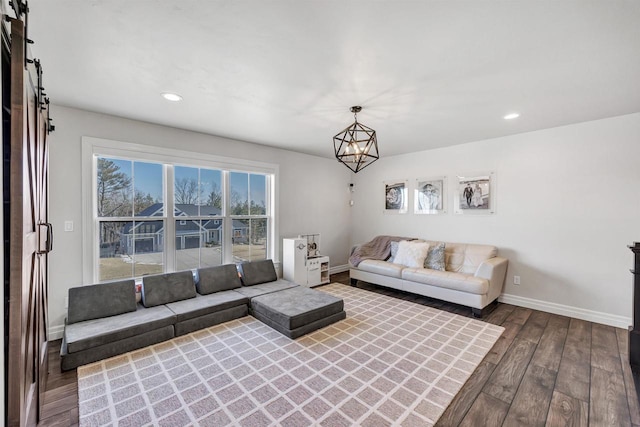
[65,296,69,308]
[64,221,74,232]
[513,275,521,285]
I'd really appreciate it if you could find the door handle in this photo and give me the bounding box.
[37,222,53,254]
[47,223,53,252]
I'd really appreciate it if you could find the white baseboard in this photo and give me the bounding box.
[499,293,631,329]
[49,324,65,341]
[330,264,349,275]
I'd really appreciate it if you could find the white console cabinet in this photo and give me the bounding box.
[283,237,330,287]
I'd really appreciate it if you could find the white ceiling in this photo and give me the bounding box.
[27,0,640,159]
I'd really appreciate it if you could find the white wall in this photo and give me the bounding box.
[48,105,352,338]
[350,113,640,327]
[49,106,640,334]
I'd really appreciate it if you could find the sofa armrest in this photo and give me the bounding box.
[349,244,362,267]
[474,256,508,301]
[350,244,360,257]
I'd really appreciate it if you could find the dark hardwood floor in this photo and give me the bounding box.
[39,339,78,426]
[38,272,640,426]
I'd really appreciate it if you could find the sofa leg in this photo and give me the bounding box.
[350,278,358,287]
[472,299,498,318]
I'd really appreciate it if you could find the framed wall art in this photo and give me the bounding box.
[454,172,496,214]
[384,179,408,214]
[414,176,447,214]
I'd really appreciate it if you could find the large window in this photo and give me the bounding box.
[174,166,223,271]
[230,172,268,262]
[97,158,165,281]
[85,138,276,283]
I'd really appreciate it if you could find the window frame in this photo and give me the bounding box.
[82,136,279,284]
[228,171,270,263]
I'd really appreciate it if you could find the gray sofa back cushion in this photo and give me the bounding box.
[197,264,242,294]
[67,279,136,324]
[238,259,278,286]
[142,271,196,307]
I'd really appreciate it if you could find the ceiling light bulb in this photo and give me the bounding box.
[161,92,183,102]
[504,113,520,120]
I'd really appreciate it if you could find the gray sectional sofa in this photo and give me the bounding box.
[60,259,344,370]
[237,259,345,338]
[145,267,249,337]
[61,279,175,371]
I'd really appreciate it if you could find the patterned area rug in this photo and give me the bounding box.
[77,283,503,426]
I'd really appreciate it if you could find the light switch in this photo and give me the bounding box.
[64,221,74,232]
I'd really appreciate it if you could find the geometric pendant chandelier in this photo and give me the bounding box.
[333,106,379,173]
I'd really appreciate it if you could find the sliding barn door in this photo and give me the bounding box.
[6,16,52,427]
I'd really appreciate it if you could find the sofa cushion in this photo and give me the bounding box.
[393,240,430,268]
[445,243,497,274]
[424,242,446,271]
[253,310,346,340]
[67,280,137,324]
[174,305,248,337]
[61,325,174,371]
[238,259,278,286]
[251,286,344,330]
[142,271,196,307]
[357,260,405,279]
[165,290,248,322]
[64,304,176,354]
[402,268,489,295]
[197,264,242,294]
[234,279,298,299]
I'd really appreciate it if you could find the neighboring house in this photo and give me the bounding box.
[117,203,249,254]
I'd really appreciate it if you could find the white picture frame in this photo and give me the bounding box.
[414,176,447,214]
[454,172,496,214]
[384,179,408,214]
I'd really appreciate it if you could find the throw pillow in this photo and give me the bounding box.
[424,242,446,271]
[393,240,430,268]
[388,241,400,262]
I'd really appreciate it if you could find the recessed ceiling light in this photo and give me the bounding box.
[503,113,520,120]
[161,92,183,102]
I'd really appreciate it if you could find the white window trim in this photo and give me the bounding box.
[81,136,279,284]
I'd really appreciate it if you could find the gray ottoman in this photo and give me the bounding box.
[251,287,346,339]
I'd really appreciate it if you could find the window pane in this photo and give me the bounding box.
[200,169,222,214]
[230,172,249,215]
[175,166,199,214]
[97,157,132,217]
[232,219,267,262]
[99,221,132,281]
[133,161,163,216]
[132,220,164,277]
[175,219,223,270]
[250,174,267,215]
[201,218,224,267]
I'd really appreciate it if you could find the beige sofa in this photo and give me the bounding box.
[349,240,508,317]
